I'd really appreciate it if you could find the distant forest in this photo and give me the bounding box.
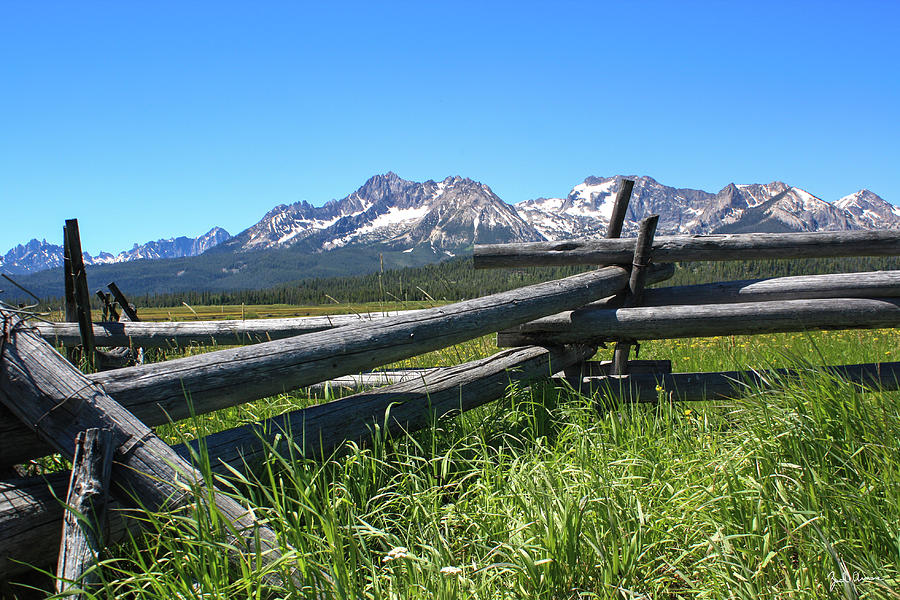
[127,255,900,308]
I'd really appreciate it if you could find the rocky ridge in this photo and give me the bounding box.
[0,227,231,276]
[3,173,897,276]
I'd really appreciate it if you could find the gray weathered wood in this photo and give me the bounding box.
[57,262,896,347]
[63,226,77,324]
[106,282,138,322]
[55,428,114,596]
[590,270,900,308]
[200,344,594,465]
[35,311,425,348]
[0,263,675,468]
[605,179,634,240]
[611,215,659,375]
[474,230,900,269]
[302,369,436,395]
[497,297,900,346]
[64,219,96,369]
[584,361,900,404]
[95,291,120,323]
[559,359,671,393]
[0,344,591,578]
[63,226,78,363]
[0,474,133,582]
[95,347,137,371]
[0,310,291,585]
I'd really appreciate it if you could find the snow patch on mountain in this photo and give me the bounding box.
[835,190,900,229]
[518,176,896,240]
[4,173,897,277]
[1,227,231,275]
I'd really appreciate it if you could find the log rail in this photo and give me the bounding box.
[0,344,593,577]
[474,230,900,268]
[498,297,900,347]
[0,263,675,469]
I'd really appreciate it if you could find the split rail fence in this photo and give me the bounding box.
[2,192,900,590]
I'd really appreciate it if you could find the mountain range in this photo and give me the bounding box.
[2,173,898,293]
[0,227,231,276]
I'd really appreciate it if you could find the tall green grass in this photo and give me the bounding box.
[3,327,891,599]
[18,329,893,599]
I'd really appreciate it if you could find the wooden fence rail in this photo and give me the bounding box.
[32,271,900,350]
[34,310,424,348]
[589,270,900,308]
[0,263,675,468]
[0,344,592,577]
[582,361,900,404]
[498,297,900,346]
[474,230,900,268]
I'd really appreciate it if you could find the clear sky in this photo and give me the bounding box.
[2,0,898,255]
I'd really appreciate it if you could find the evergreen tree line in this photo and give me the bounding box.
[130,255,900,308]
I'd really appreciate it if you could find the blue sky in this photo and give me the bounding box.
[2,0,898,254]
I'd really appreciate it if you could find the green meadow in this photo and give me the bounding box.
[15,321,896,599]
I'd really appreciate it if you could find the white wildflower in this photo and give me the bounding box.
[382,546,409,563]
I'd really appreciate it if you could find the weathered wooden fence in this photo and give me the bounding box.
[2,193,900,589]
[476,224,900,405]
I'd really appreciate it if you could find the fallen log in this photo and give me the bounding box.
[0,344,592,578]
[0,263,675,468]
[584,361,900,404]
[0,310,292,585]
[35,311,425,348]
[498,297,900,347]
[474,230,900,269]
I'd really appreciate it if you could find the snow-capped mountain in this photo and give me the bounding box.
[835,190,900,229]
[114,227,231,262]
[517,176,899,240]
[0,227,231,275]
[222,172,543,255]
[3,173,897,277]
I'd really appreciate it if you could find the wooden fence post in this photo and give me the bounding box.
[106,282,139,322]
[564,178,635,387]
[63,219,96,371]
[63,225,77,363]
[611,215,659,375]
[605,178,635,239]
[55,428,114,597]
[1,263,677,469]
[95,291,119,323]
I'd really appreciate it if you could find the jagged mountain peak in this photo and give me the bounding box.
[227,173,543,254]
[834,189,900,228]
[1,228,231,276]
[836,189,887,209]
[4,173,897,278]
[517,174,896,239]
